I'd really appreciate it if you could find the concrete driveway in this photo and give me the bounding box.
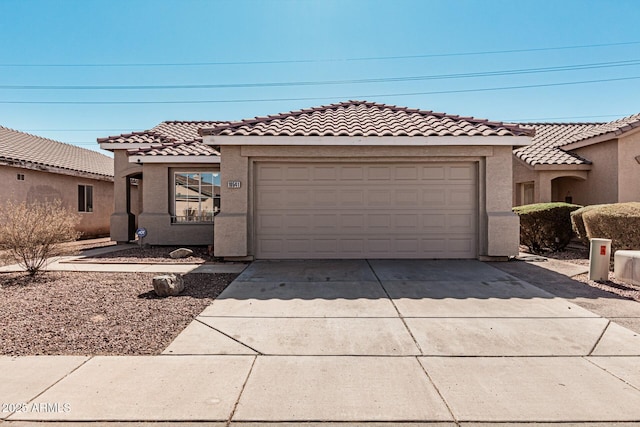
[163,259,640,423]
[167,259,633,357]
[9,259,640,424]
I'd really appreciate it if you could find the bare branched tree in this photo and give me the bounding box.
[0,200,81,276]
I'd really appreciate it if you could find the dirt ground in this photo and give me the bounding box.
[0,271,237,356]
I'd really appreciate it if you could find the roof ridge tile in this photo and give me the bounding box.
[200,100,534,137]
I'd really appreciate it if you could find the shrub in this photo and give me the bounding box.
[0,200,81,275]
[570,204,608,245]
[513,202,582,254]
[582,202,640,253]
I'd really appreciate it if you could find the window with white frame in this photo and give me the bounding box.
[173,172,220,223]
[78,184,93,212]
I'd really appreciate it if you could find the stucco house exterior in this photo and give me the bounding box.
[0,125,114,238]
[513,113,640,206]
[100,100,532,260]
[98,120,223,245]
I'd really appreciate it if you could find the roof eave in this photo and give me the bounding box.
[0,158,114,181]
[532,163,592,171]
[561,133,618,150]
[562,125,640,150]
[128,155,221,164]
[99,142,156,151]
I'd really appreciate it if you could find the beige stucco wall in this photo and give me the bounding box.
[512,158,538,205]
[0,164,113,238]
[565,140,619,205]
[618,129,640,202]
[215,143,519,259]
[137,163,218,246]
[110,150,142,242]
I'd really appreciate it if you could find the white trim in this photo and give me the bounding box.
[99,142,155,150]
[129,156,221,164]
[203,135,532,147]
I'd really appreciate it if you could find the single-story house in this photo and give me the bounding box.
[513,113,640,206]
[100,100,532,260]
[0,125,114,238]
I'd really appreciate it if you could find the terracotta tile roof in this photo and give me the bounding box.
[129,140,220,157]
[99,121,224,146]
[100,121,225,157]
[561,113,640,145]
[0,125,113,178]
[514,112,640,166]
[201,100,534,138]
[514,123,601,166]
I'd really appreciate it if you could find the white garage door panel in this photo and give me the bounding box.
[255,163,477,259]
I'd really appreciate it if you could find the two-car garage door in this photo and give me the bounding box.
[255,162,477,259]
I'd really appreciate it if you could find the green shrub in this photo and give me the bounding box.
[582,202,640,253]
[570,204,607,245]
[513,202,582,254]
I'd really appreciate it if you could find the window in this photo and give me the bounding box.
[78,185,93,212]
[517,182,534,206]
[17,173,24,180]
[174,172,220,223]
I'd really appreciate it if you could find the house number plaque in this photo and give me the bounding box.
[227,180,241,189]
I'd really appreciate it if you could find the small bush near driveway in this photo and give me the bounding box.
[0,272,237,356]
[513,202,582,254]
[0,200,80,275]
[582,202,640,253]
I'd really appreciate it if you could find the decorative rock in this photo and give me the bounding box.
[152,274,185,297]
[169,248,194,259]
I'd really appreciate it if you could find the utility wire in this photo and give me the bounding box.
[23,113,632,132]
[1,41,638,67]
[2,59,639,91]
[23,128,130,132]
[2,75,639,105]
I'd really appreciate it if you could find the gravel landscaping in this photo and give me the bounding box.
[82,245,218,264]
[526,244,640,302]
[0,271,237,356]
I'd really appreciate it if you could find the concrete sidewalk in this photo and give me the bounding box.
[0,243,247,274]
[2,258,640,425]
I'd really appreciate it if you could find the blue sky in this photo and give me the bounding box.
[1,0,639,153]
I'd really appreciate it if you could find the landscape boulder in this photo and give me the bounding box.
[152,274,185,297]
[169,248,193,259]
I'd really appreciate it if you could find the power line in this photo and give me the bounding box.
[32,114,628,133]
[2,75,639,105]
[23,129,130,132]
[2,59,639,91]
[505,113,631,122]
[1,41,639,68]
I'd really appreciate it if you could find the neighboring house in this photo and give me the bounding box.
[513,114,640,206]
[0,126,114,238]
[100,100,533,260]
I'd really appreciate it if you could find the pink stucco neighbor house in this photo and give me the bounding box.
[513,114,640,206]
[0,126,114,238]
[100,100,533,260]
